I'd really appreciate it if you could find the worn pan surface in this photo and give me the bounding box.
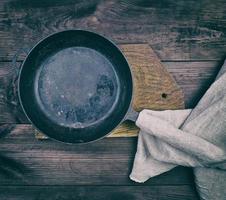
[18,30,135,143]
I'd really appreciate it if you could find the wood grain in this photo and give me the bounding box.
[2,1,225,198]
[165,61,222,107]
[0,186,199,200]
[120,44,184,111]
[0,125,194,186]
[106,44,184,137]
[0,0,225,61]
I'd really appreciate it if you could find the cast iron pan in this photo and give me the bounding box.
[18,30,138,144]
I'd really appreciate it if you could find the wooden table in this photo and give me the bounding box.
[0,0,225,199]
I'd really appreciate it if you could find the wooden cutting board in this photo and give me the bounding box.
[36,44,184,139]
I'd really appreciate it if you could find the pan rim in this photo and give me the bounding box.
[18,29,135,144]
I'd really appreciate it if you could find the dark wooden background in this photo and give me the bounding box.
[0,0,226,199]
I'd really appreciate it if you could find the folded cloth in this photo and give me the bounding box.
[130,59,226,200]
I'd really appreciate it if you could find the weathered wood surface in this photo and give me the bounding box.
[0,126,194,186]
[0,186,199,200]
[165,61,222,107]
[0,0,225,61]
[1,0,226,199]
[121,44,184,111]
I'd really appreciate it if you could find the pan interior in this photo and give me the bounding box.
[19,30,133,143]
[36,47,119,128]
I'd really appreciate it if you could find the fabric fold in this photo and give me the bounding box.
[136,109,226,164]
[130,59,226,200]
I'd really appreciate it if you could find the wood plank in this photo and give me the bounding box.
[0,0,225,61]
[0,61,28,123]
[0,186,199,200]
[0,60,220,123]
[164,61,222,107]
[0,125,194,185]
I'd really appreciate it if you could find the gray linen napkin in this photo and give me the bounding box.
[130,60,226,200]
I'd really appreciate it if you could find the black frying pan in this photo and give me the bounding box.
[18,30,139,143]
